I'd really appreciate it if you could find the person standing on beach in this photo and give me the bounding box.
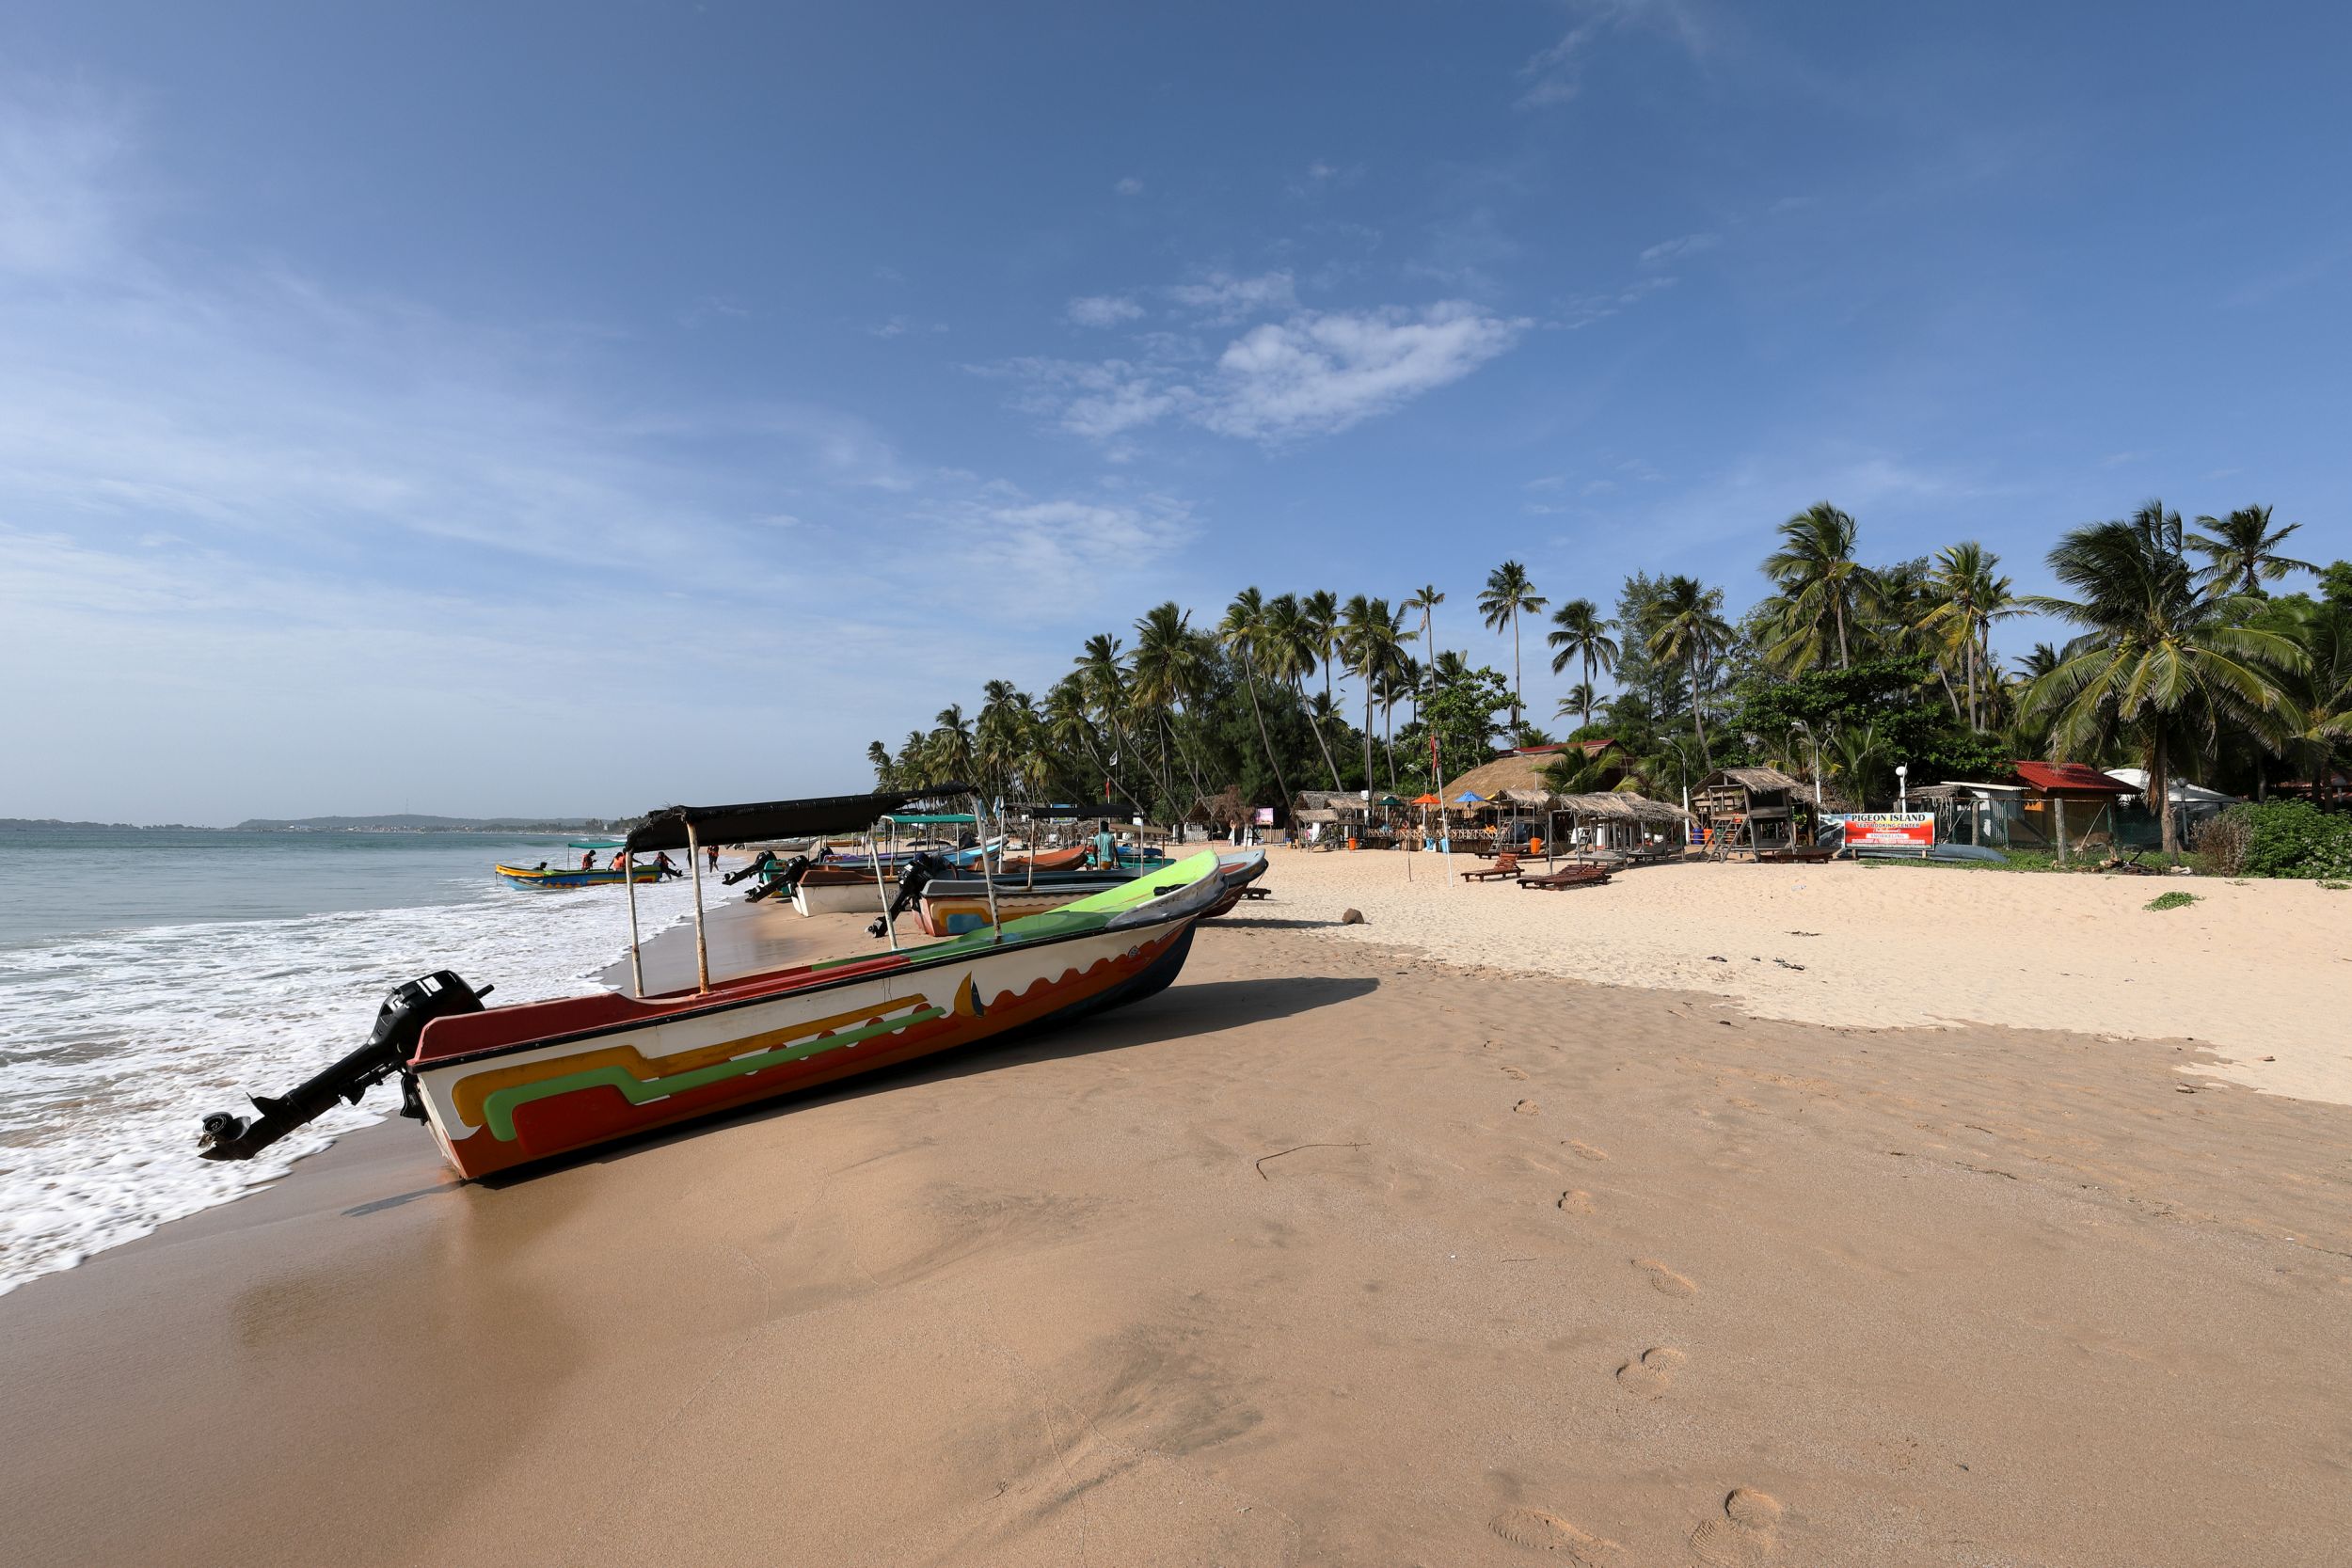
[706,844,720,874]
[1091,819,1118,868]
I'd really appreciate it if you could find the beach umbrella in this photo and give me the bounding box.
[1410,792,1442,805]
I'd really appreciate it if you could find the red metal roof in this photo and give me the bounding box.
[2010,761,2134,795]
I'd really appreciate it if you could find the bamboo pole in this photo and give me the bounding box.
[870,830,898,951]
[624,847,645,997]
[686,820,710,993]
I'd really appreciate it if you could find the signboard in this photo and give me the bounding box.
[1830,812,1934,849]
[1253,807,1276,826]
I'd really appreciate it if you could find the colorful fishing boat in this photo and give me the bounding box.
[197,785,1232,1181]
[895,848,1269,937]
[494,841,671,890]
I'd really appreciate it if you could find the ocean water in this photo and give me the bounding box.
[0,828,713,1295]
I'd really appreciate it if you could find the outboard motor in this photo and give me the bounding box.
[723,849,781,887]
[197,970,492,1162]
[743,853,811,904]
[866,853,947,938]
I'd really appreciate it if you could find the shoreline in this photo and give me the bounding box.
[4,854,2347,1565]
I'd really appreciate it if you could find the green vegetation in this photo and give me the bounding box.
[2212,800,2352,880]
[2144,890,2200,911]
[864,502,2352,838]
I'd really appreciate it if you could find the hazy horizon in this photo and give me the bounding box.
[3,3,2345,822]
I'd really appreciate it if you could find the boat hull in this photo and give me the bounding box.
[790,872,890,916]
[912,851,1265,935]
[496,863,664,890]
[412,917,1196,1179]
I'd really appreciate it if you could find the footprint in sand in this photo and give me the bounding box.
[1502,1065,1530,1080]
[1488,1506,1619,1561]
[1515,1099,1540,1116]
[1557,1189,1596,1215]
[1614,1345,1686,1397]
[1633,1259,1698,1298]
[1687,1488,1784,1566]
[1567,1140,1609,1162]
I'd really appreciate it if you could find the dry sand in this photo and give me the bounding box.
[3,867,2348,1566]
[1268,847,2352,1106]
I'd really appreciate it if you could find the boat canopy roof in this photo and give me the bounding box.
[882,813,977,826]
[625,784,972,852]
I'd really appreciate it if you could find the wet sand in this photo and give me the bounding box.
[3,879,2347,1565]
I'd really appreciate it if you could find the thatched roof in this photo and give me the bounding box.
[1293,789,1367,816]
[1553,791,1692,825]
[1704,767,1805,795]
[1439,752,1559,800]
[1295,808,1341,824]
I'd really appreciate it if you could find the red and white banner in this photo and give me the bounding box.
[1831,812,1934,848]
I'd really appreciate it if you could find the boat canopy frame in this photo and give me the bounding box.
[624,784,973,853]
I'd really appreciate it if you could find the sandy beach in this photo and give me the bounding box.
[1259,848,2352,1106]
[3,854,2347,1566]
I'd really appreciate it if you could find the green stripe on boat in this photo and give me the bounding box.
[481,1006,947,1141]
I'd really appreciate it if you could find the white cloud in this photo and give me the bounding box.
[1518,0,1714,110]
[1065,293,1144,328]
[992,299,1527,447]
[1165,270,1296,323]
[1639,231,1719,264]
[1200,302,1528,441]
[1114,176,1144,196]
[870,314,948,338]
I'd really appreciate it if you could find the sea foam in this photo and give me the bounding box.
[0,876,712,1294]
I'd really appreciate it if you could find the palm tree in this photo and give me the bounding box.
[1477,561,1547,734]
[2022,508,2304,854]
[1265,593,1343,789]
[1341,594,1408,800]
[930,705,975,784]
[1647,575,1731,767]
[2188,505,2315,598]
[1918,543,2019,731]
[1132,601,1212,810]
[1555,683,1596,725]
[1763,502,1879,672]
[866,739,895,786]
[1217,588,1294,809]
[1828,721,1895,807]
[1374,663,1415,793]
[1405,583,1445,706]
[1545,598,1618,733]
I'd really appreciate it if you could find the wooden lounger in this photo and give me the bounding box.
[1518,864,1612,890]
[1461,853,1521,881]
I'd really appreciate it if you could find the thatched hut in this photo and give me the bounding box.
[1695,766,1807,853]
[1550,791,1694,855]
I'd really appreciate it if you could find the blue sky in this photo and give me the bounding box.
[2,2,2345,822]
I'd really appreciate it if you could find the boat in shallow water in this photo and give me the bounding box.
[496,840,670,889]
[198,786,1225,1180]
